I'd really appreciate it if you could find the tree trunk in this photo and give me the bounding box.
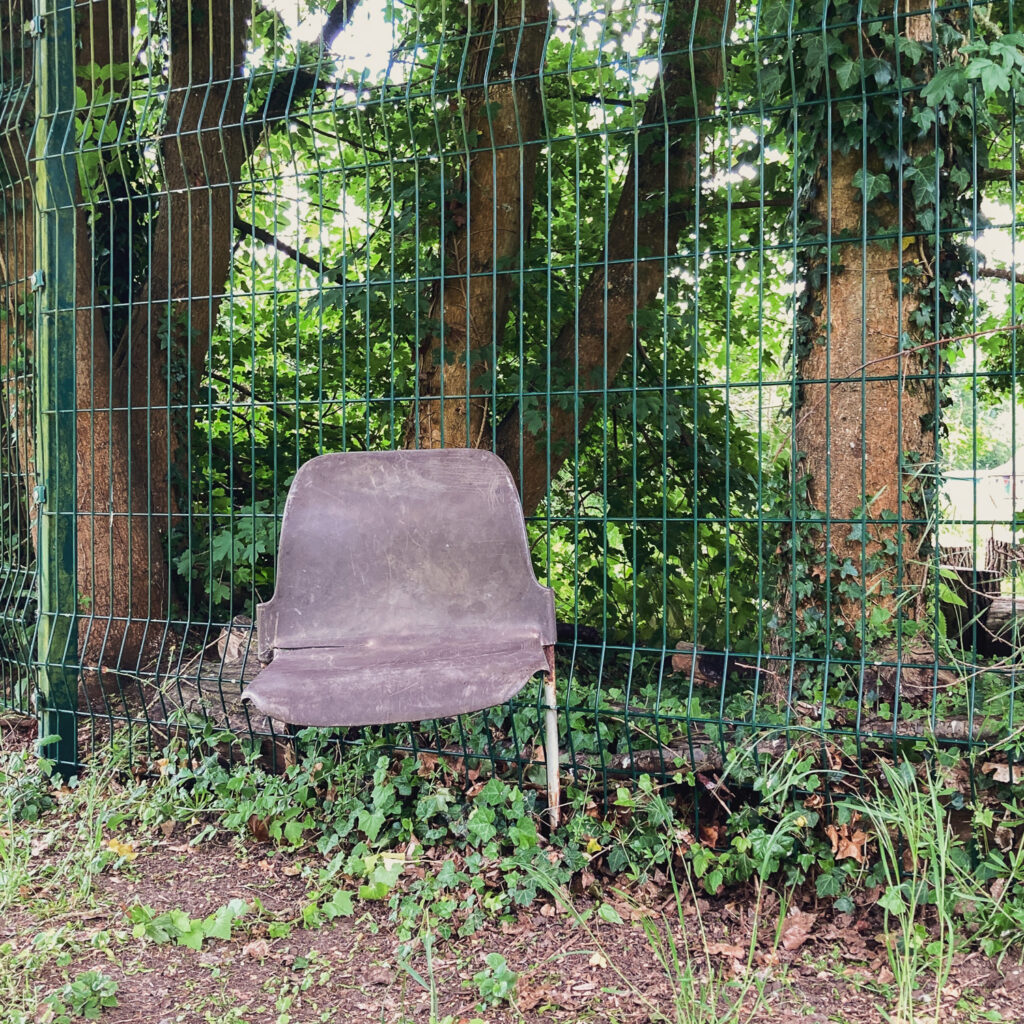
[75,1,360,671]
[4,0,364,679]
[404,0,549,451]
[494,0,736,513]
[795,151,934,633]
[75,0,251,669]
[771,8,939,684]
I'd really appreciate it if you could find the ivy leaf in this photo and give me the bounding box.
[967,58,1011,96]
[835,61,859,90]
[323,889,354,919]
[866,58,893,87]
[921,65,968,106]
[847,522,870,544]
[878,886,907,914]
[868,605,891,631]
[815,870,842,897]
[898,36,925,62]
[851,168,890,202]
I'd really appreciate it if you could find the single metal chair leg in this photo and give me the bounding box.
[543,646,560,829]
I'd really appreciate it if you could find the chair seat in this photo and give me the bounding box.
[242,633,551,727]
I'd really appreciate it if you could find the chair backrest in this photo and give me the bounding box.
[257,449,556,659]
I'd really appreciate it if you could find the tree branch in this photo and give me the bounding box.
[495,0,737,512]
[979,266,1024,285]
[978,166,1024,183]
[246,0,362,150]
[234,214,334,279]
[292,117,389,158]
[321,0,359,42]
[208,371,254,401]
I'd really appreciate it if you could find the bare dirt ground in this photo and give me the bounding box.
[3,715,1023,1024]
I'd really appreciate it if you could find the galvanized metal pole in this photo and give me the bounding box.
[33,0,78,776]
[543,649,560,830]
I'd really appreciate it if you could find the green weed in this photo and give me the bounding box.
[464,952,518,1009]
[40,970,119,1022]
[128,898,251,950]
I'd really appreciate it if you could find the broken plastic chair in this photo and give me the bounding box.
[241,449,562,825]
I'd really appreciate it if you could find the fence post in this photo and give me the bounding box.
[33,0,79,776]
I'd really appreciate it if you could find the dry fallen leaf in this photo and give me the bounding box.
[699,824,723,849]
[248,814,271,843]
[826,823,869,863]
[781,907,817,951]
[982,762,1024,784]
[243,939,270,960]
[995,826,1015,853]
[106,838,138,861]
[518,983,556,1011]
[29,834,55,857]
[706,942,746,958]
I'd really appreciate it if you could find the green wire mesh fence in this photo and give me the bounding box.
[1,0,1023,801]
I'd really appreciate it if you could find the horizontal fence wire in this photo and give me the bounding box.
[0,0,1022,809]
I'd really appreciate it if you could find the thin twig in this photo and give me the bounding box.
[234,214,331,279]
[208,371,254,401]
[472,397,489,449]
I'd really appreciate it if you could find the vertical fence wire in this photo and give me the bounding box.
[0,0,37,719]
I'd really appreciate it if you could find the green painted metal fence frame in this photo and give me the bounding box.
[33,0,79,774]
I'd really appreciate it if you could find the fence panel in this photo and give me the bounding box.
[1,0,1023,798]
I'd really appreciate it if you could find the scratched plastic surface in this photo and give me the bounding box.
[242,449,556,726]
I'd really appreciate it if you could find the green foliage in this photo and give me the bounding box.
[142,731,857,930]
[678,747,842,896]
[0,748,58,822]
[128,899,250,950]
[173,496,283,611]
[15,720,1024,998]
[941,385,1016,470]
[40,971,118,1023]
[465,952,518,1008]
